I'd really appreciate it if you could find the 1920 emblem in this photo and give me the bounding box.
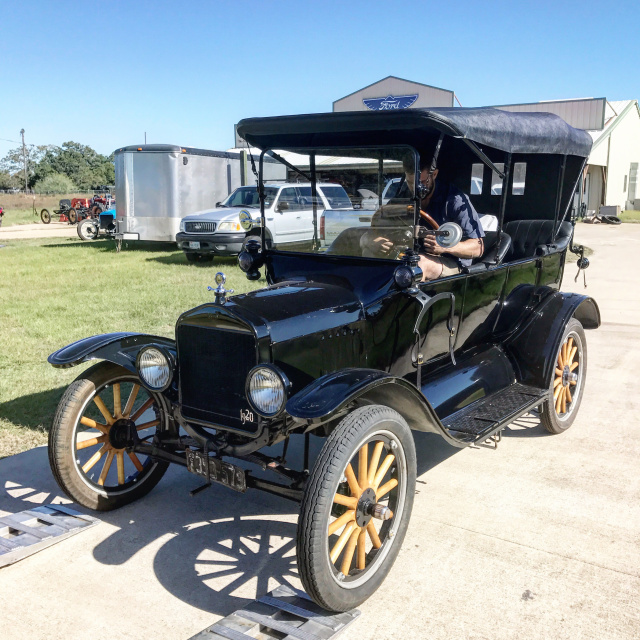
[240,408,255,424]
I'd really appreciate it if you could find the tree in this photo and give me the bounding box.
[0,145,50,187]
[33,173,77,194]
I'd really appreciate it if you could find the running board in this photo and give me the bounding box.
[190,584,360,640]
[442,382,547,443]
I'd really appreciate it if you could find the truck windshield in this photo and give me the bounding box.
[261,147,416,260]
[222,186,279,208]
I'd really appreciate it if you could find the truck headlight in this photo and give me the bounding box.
[179,219,185,232]
[218,221,242,232]
[246,365,289,417]
[136,346,173,391]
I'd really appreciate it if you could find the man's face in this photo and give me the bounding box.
[405,168,439,201]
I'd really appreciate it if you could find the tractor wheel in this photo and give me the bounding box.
[297,405,416,611]
[67,208,78,224]
[40,209,51,224]
[49,362,169,511]
[77,218,100,241]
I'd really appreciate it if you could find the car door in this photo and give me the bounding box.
[270,187,302,248]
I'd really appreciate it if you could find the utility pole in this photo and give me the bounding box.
[144,132,147,144]
[20,129,28,192]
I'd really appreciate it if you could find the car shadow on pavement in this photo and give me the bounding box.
[0,430,464,618]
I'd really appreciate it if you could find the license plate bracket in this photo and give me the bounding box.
[188,241,201,249]
[185,450,247,493]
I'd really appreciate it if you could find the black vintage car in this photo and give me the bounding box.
[47,108,599,612]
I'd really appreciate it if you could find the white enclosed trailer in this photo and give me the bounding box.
[114,145,284,242]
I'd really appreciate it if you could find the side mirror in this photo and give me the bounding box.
[216,201,222,207]
[276,201,289,212]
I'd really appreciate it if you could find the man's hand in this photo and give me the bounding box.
[421,234,446,256]
[371,236,394,255]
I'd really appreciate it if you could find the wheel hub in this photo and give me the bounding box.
[108,418,136,450]
[355,487,377,528]
[562,365,571,387]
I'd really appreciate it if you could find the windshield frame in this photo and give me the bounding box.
[258,144,422,260]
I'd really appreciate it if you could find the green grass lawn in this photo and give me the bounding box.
[620,210,640,223]
[0,237,264,458]
[1,208,43,226]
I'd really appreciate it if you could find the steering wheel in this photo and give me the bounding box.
[419,207,439,230]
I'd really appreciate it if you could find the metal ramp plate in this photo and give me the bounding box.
[189,584,360,640]
[0,504,100,568]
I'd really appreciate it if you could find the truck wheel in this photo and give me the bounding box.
[297,405,416,611]
[40,208,51,224]
[77,218,99,240]
[49,362,169,511]
[540,318,587,434]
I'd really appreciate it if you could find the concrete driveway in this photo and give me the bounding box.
[1,223,638,640]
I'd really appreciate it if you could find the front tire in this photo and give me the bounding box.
[540,318,587,434]
[48,362,169,511]
[40,208,51,224]
[77,218,99,240]
[297,405,416,611]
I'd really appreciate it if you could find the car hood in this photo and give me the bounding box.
[182,207,261,223]
[177,280,364,345]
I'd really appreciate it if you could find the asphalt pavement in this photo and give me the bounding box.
[0,223,638,640]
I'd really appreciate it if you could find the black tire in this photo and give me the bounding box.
[40,208,51,224]
[185,252,214,263]
[77,218,99,240]
[297,405,416,611]
[48,361,169,511]
[67,207,77,224]
[540,318,587,434]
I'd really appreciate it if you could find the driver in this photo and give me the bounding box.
[362,154,485,280]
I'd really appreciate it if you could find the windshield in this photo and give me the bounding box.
[222,186,279,208]
[260,147,416,260]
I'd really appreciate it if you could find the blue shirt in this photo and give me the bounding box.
[423,181,484,267]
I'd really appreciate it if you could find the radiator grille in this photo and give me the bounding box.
[178,324,257,428]
[185,221,216,233]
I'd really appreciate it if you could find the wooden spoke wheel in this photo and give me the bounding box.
[297,405,416,612]
[40,208,51,224]
[67,207,77,224]
[540,318,587,434]
[49,362,169,511]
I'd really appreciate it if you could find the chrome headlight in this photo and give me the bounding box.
[218,221,242,232]
[136,346,173,391]
[239,210,253,231]
[246,366,289,417]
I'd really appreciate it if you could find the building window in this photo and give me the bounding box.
[470,164,483,194]
[629,163,637,201]
[623,175,627,192]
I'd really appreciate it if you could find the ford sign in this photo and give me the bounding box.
[363,94,419,111]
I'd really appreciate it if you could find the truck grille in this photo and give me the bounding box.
[178,324,257,430]
[185,221,216,233]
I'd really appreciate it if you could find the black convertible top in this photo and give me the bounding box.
[237,107,593,158]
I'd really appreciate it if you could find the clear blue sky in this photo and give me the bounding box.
[1,0,637,159]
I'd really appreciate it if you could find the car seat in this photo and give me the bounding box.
[503,220,573,261]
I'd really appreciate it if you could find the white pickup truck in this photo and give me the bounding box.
[176,182,352,261]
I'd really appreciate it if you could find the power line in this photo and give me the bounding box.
[0,137,21,144]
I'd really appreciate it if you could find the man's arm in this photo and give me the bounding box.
[422,235,483,259]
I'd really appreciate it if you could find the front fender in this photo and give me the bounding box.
[506,291,600,388]
[48,332,176,373]
[286,368,466,448]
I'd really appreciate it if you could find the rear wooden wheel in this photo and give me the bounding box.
[297,405,416,611]
[49,362,168,510]
[40,208,51,224]
[540,318,587,434]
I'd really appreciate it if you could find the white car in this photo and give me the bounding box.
[176,182,352,262]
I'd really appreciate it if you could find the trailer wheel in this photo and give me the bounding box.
[297,405,416,611]
[67,207,77,224]
[77,218,99,240]
[540,318,587,434]
[40,208,51,224]
[49,362,169,511]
